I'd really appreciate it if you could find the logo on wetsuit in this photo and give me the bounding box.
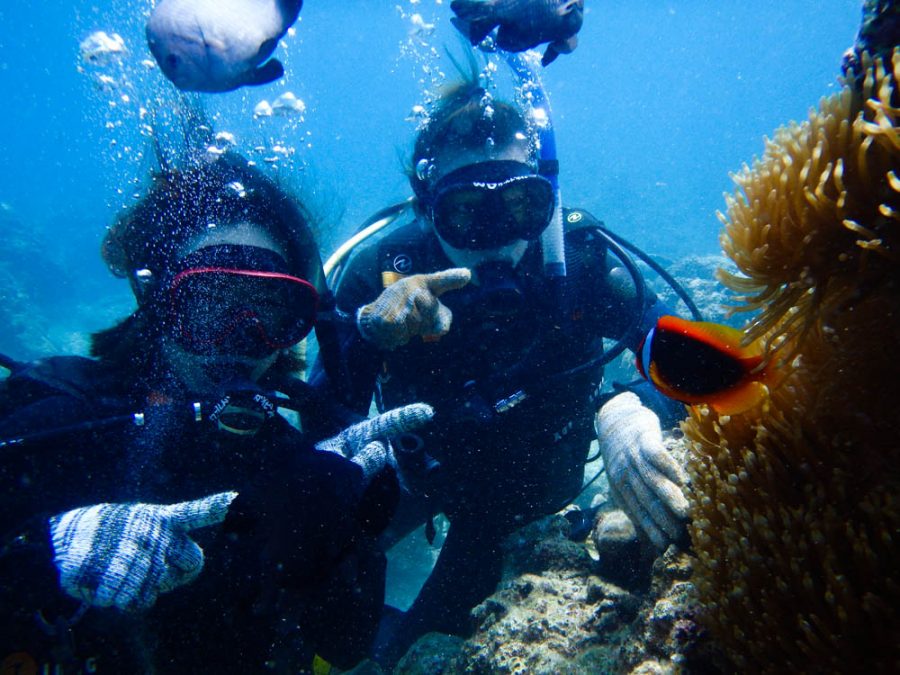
[392,254,412,274]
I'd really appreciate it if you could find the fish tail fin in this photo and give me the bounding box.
[245,58,284,87]
[541,44,560,66]
[710,350,785,415]
[276,0,303,25]
[709,380,770,416]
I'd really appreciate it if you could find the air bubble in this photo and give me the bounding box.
[415,158,431,181]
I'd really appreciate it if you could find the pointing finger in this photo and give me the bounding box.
[362,403,435,442]
[423,268,471,297]
[165,491,238,532]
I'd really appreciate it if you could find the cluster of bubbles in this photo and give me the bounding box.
[77,29,162,208]
[399,6,552,185]
[474,40,547,161]
[396,0,446,130]
[239,23,312,174]
[247,90,309,170]
[512,52,549,160]
[77,18,311,203]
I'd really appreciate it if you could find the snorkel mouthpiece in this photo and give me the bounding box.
[208,380,277,436]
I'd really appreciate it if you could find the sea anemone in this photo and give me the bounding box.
[684,49,900,672]
[719,50,899,354]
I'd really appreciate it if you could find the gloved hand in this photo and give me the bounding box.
[49,491,237,612]
[357,268,471,350]
[595,392,689,550]
[315,403,435,483]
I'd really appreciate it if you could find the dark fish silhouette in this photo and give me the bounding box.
[451,0,584,66]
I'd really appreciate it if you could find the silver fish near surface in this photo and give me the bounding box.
[450,0,584,66]
[146,0,303,93]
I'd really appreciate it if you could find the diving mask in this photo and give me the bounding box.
[168,244,319,357]
[425,160,555,250]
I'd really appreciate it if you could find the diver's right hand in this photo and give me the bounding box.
[595,392,689,550]
[356,268,471,350]
[49,491,237,612]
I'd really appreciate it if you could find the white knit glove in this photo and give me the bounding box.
[356,268,471,350]
[49,491,237,612]
[316,404,434,482]
[595,392,689,550]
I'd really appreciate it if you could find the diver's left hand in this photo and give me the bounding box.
[315,403,435,480]
[595,392,689,550]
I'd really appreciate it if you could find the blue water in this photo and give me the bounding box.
[0,1,861,359]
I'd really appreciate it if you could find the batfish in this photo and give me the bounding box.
[146,0,303,92]
[451,0,584,66]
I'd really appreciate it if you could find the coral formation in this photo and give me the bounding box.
[685,49,900,671]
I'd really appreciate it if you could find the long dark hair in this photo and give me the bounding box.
[92,154,320,384]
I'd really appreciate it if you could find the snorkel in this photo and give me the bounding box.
[502,51,566,280]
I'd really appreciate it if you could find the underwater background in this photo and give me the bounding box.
[0,0,867,625]
[0,1,861,361]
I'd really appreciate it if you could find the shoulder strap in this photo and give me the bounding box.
[561,206,610,281]
[563,206,606,234]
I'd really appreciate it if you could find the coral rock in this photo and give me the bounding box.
[395,633,464,675]
[591,509,656,590]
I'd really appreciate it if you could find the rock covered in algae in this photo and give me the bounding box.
[394,632,465,674]
[591,509,655,590]
[398,506,726,674]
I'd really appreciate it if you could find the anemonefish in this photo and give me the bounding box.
[636,315,778,415]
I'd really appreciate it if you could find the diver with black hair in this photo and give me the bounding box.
[319,77,695,665]
[0,153,432,673]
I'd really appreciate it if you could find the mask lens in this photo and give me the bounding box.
[430,165,554,249]
[170,269,318,356]
[500,177,555,240]
[433,189,491,249]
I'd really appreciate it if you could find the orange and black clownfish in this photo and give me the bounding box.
[636,315,779,415]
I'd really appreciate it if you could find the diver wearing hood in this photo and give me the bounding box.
[0,154,432,673]
[322,82,689,666]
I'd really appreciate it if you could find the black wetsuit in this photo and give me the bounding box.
[0,356,395,674]
[324,207,672,661]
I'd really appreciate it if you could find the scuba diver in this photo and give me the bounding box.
[318,75,695,666]
[0,153,432,674]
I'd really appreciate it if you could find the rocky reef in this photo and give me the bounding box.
[644,254,744,328]
[0,203,133,362]
[375,450,730,675]
[0,205,71,359]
